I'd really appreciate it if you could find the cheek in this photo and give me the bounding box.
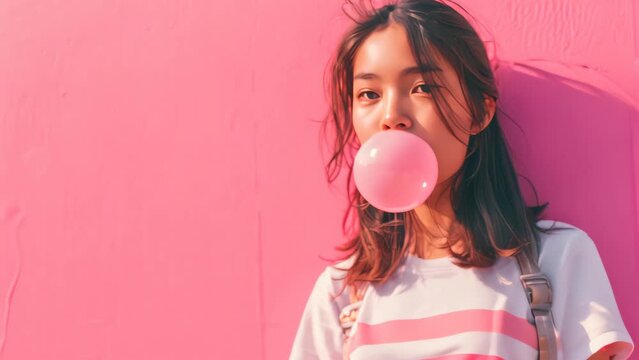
[428,126,469,183]
[435,143,467,182]
[352,111,374,144]
[419,104,472,182]
[352,120,364,145]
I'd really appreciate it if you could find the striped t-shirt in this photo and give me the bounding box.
[289,220,635,359]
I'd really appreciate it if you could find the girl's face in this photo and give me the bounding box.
[351,21,493,186]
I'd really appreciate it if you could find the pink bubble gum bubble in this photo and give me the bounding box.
[353,130,438,213]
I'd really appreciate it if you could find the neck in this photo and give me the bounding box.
[409,182,466,258]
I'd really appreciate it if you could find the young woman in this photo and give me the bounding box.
[290,0,635,359]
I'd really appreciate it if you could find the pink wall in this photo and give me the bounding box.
[0,0,637,359]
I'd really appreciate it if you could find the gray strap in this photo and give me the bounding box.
[516,235,558,360]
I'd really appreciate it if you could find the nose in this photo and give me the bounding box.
[380,92,413,130]
[381,114,412,130]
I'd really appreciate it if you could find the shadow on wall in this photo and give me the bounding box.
[492,59,638,342]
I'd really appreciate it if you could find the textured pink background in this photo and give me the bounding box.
[0,0,637,359]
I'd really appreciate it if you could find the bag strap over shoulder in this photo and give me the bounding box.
[515,234,558,360]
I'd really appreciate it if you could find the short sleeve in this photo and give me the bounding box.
[544,228,635,359]
[289,267,345,360]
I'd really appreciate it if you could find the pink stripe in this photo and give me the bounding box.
[346,309,537,356]
[422,355,504,360]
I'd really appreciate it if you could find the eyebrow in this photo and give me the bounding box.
[353,65,442,81]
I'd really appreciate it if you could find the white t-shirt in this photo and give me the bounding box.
[289,220,635,359]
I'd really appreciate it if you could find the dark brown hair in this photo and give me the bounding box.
[318,0,569,298]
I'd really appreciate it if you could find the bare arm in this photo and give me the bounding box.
[587,341,631,360]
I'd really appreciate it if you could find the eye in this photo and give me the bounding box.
[356,84,440,101]
[414,83,437,94]
[358,91,379,100]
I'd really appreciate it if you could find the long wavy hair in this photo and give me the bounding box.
[319,0,569,298]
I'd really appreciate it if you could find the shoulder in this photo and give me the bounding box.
[310,255,357,307]
[534,220,635,359]
[535,219,598,258]
[535,218,590,240]
[533,219,605,281]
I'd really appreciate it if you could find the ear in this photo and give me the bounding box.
[471,95,496,135]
